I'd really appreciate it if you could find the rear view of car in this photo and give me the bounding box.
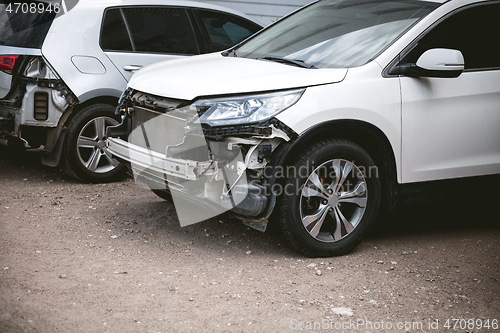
[0,0,262,182]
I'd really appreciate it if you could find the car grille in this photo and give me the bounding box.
[202,123,273,140]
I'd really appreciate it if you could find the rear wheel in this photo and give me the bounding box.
[278,139,380,257]
[61,104,125,183]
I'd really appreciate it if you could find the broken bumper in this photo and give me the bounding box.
[107,137,214,182]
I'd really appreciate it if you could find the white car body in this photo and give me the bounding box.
[125,0,500,184]
[108,0,500,256]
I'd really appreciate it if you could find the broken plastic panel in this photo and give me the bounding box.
[127,104,250,227]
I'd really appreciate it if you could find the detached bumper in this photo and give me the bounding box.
[107,137,213,181]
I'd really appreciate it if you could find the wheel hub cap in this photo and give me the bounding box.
[328,194,339,207]
[76,116,120,174]
[299,159,368,243]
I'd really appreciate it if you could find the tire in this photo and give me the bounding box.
[151,189,173,202]
[61,104,125,183]
[278,139,380,257]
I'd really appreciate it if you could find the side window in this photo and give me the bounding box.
[121,7,199,55]
[403,3,500,70]
[101,9,133,51]
[196,10,261,52]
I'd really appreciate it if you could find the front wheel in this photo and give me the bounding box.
[61,104,125,183]
[278,139,380,257]
[151,189,173,202]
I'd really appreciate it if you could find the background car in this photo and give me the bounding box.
[0,0,261,182]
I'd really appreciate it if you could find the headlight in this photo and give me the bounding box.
[193,89,304,126]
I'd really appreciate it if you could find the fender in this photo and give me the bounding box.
[40,96,119,167]
[240,119,399,228]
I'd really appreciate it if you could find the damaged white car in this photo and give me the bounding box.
[108,0,500,256]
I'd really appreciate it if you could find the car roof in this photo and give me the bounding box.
[77,0,260,25]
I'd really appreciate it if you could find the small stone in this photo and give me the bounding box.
[390,261,397,265]
[331,307,353,316]
[307,263,317,268]
[377,260,384,264]
[189,297,194,301]
[111,235,118,239]
[59,274,68,279]
[245,251,252,255]
[316,269,322,276]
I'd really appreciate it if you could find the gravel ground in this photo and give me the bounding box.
[0,146,499,332]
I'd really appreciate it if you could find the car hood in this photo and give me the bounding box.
[128,53,348,100]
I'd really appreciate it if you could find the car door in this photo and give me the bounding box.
[100,6,200,81]
[400,2,500,183]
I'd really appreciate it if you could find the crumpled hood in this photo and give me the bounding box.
[128,53,348,100]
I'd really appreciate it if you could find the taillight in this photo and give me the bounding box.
[0,56,19,75]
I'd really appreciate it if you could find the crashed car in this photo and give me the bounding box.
[108,0,500,256]
[0,0,261,182]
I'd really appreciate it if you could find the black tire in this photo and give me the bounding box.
[278,139,380,257]
[61,104,125,183]
[151,189,173,202]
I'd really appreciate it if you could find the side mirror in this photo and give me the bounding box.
[389,48,465,78]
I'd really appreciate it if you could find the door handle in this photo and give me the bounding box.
[123,65,143,72]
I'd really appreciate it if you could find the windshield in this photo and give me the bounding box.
[235,0,439,69]
[0,1,58,48]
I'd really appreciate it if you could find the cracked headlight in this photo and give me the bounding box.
[194,89,304,126]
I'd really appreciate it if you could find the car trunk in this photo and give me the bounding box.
[0,1,57,99]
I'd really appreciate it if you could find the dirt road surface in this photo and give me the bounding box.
[1,146,499,332]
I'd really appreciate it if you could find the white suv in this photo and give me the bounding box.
[0,0,261,182]
[108,0,500,256]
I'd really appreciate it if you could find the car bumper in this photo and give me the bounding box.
[107,137,214,181]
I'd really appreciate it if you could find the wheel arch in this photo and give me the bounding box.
[41,96,119,168]
[66,96,119,123]
[278,119,399,218]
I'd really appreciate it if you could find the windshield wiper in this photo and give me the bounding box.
[258,56,317,69]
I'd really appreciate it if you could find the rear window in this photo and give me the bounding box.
[0,1,58,48]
